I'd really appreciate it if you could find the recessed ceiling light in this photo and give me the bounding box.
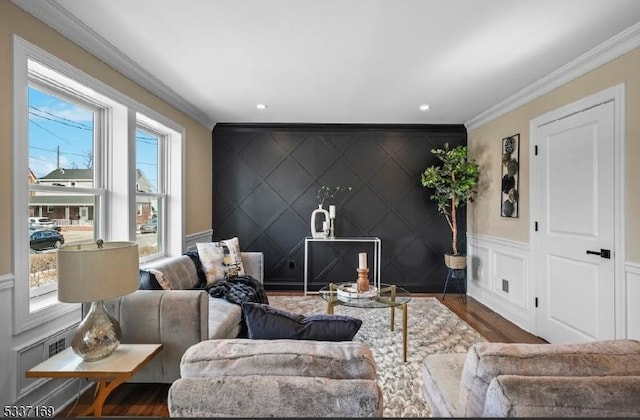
[256,104,267,110]
[419,104,430,111]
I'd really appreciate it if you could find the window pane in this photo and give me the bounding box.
[136,128,159,193]
[29,194,97,296]
[137,196,161,258]
[28,86,95,186]
[28,86,96,299]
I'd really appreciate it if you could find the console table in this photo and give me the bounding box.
[304,236,381,295]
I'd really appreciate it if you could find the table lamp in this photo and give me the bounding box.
[57,240,139,362]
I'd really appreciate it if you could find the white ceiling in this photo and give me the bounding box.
[16,0,640,128]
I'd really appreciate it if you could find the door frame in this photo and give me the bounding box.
[529,83,627,339]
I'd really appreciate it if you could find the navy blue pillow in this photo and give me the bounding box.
[139,269,163,290]
[242,302,362,341]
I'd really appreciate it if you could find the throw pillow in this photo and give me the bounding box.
[197,237,246,285]
[143,255,199,290]
[138,269,163,290]
[242,302,362,341]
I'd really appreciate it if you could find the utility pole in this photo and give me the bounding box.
[56,145,60,169]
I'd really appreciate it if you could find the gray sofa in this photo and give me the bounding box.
[422,339,640,417]
[98,251,263,383]
[168,338,384,417]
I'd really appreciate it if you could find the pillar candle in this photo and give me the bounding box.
[329,205,336,219]
[359,252,367,269]
[322,220,329,231]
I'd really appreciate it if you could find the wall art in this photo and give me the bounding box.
[501,133,519,218]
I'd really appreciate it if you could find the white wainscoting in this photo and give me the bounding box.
[625,262,640,340]
[0,273,14,291]
[467,233,532,333]
[184,229,213,250]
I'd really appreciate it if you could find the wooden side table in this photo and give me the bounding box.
[26,343,162,417]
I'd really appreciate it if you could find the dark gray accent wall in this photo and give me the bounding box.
[212,124,467,293]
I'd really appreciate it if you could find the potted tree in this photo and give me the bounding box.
[420,143,479,269]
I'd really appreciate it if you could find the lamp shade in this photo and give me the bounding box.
[57,241,139,303]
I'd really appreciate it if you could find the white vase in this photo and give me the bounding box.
[310,205,330,238]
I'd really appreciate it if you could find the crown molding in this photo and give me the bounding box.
[11,0,214,129]
[465,21,640,130]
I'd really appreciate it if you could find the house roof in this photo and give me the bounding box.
[40,168,92,181]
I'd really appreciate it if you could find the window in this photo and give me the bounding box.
[13,36,184,333]
[135,125,165,259]
[27,83,100,304]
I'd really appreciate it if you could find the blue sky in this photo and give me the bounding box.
[28,87,158,189]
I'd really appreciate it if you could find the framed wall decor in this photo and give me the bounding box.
[500,133,519,218]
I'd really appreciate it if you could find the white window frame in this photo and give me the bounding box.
[12,36,184,334]
[135,121,168,261]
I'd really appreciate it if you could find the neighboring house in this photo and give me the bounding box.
[30,168,93,224]
[30,167,155,226]
[27,168,38,198]
[135,169,156,227]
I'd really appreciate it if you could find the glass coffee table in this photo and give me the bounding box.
[319,282,412,362]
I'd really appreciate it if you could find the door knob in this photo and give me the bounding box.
[586,249,611,259]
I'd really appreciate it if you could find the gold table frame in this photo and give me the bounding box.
[321,283,410,362]
[26,344,162,417]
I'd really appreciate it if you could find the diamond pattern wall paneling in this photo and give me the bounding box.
[212,124,467,293]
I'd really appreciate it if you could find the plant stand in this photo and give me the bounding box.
[442,268,466,303]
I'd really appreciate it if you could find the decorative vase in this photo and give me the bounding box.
[310,205,330,239]
[356,268,370,292]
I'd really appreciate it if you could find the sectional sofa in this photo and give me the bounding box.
[93,251,264,383]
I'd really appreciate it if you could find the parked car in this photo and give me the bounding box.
[30,229,65,251]
[28,217,60,231]
[29,216,55,228]
[140,219,157,234]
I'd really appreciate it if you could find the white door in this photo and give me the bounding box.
[534,100,615,343]
[79,206,88,222]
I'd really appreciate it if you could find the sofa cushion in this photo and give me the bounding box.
[197,237,246,285]
[242,302,362,341]
[208,298,242,339]
[459,339,640,417]
[483,374,640,417]
[168,375,383,418]
[422,353,466,417]
[180,338,377,380]
[144,255,198,290]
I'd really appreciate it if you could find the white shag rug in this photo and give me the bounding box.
[267,295,485,418]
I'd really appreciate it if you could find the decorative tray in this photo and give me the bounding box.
[336,283,378,299]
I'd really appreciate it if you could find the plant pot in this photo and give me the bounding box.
[444,254,467,270]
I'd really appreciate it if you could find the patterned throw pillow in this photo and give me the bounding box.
[196,237,246,285]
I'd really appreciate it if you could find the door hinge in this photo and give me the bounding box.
[534,221,538,231]
[535,297,539,308]
[535,145,538,155]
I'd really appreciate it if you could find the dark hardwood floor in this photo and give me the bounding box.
[59,293,545,417]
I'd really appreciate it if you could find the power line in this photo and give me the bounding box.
[29,106,92,130]
[29,145,91,159]
[29,119,87,153]
[29,109,93,131]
